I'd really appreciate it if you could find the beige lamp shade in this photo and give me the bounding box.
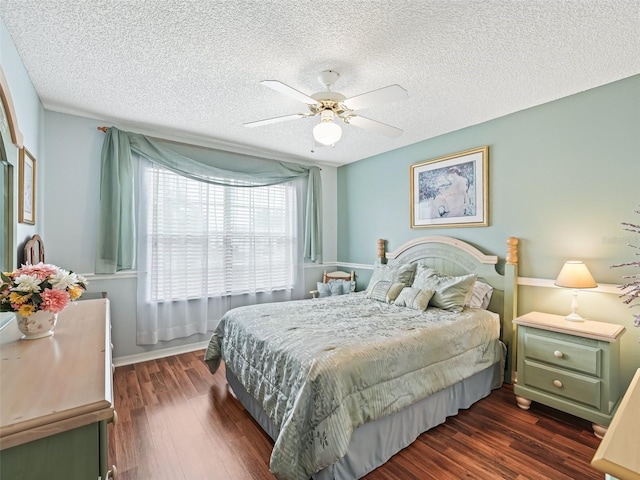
[555,261,598,289]
[555,261,597,321]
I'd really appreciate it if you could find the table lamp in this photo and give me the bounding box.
[554,260,598,321]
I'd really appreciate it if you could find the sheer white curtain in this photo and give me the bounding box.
[136,156,305,345]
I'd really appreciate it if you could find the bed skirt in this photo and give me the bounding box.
[226,357,503,480]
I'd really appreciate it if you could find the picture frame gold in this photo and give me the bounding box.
[18,147,35,225]
[410,146,488,228]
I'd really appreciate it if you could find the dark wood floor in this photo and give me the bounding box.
[109,350,604,479]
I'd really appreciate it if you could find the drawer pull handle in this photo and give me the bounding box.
[553,380,563,388]
[110,409,118,426]
[107,465,118,478]
[553,350,564,358]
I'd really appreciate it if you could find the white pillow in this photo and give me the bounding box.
[466,281,494,309]
[394,287,435,311]
[412,268,477,313]
[366,262,417,293]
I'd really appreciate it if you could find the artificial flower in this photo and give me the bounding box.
[68,286,83,300]
[17,263,58,280]
[17,304,35,316]
[13,274,42,293]
[9,292,30,304]
[49,269,78,290]
[40,288,70,313]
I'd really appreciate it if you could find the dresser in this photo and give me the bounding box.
[513,311,625,438]
[0,298,117,479]
[591,367,640,480]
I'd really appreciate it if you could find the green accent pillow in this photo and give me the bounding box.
[431,274,477,313]
[366,262,417,293]
[411,266,477,313]
[394,287,435,311]
[366,281,406,303]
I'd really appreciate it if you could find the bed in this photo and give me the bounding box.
[205,235,519,480]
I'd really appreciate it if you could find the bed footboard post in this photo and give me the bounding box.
[503,237,519,384]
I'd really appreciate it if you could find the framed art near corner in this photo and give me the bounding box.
[410,146,488,228]
[18,148,35,225]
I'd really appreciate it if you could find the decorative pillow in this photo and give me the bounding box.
[317,280,346,298]
[430,273,477,313]
[411,264,439,291]
[466,281,494,309]
[394,287,435,311]
[366,281,406,303]
[366,262,417,293]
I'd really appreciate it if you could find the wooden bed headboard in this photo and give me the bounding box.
[379,235,519,383]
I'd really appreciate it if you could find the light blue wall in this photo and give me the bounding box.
[0,17,45,260]
[338,74,640,387]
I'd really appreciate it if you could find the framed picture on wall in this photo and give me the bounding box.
[19,147,35,225]
[410,146,488,228]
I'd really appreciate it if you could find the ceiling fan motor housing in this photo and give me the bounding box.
[309,91,348,116]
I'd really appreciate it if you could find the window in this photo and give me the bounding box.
[141,163,297,302]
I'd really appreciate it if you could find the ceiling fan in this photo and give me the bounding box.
[244,70,408,146]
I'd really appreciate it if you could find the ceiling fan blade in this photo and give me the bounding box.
[260,80,321,106]
[345,115,404,138]
[343,84,408,111]
[244,113,307,128]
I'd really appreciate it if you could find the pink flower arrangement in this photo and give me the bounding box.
[0,263,87,317]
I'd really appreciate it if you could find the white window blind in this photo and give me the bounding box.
[144,164,297,302]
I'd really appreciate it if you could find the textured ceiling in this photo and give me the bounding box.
[1,0,639,166]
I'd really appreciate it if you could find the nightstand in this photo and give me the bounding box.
[513,311,625,438]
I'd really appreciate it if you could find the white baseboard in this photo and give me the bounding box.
[113,340,210,367]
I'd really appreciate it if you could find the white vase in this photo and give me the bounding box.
[16,310,59,340]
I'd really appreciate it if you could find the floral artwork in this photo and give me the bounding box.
[418,161,476,219]
[410,146,488,228]
[0,263,87,316]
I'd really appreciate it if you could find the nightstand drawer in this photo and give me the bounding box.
[523,330,601,376]
[523,360,601,409]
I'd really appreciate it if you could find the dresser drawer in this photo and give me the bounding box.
[523,360,601,409]
[523,330,601,377]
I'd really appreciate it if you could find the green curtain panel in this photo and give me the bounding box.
[95,127,322,273]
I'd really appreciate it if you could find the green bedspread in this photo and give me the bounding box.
[204,292,502,480]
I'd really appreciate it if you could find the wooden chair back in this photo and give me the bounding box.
[322,270,355,284]
[24,234,45,265]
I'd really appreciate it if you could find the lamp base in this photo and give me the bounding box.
[565,312,586,322]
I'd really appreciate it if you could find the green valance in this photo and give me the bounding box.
[95,127,322,273]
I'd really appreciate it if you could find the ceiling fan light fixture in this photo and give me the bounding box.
[313,110,342,145]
